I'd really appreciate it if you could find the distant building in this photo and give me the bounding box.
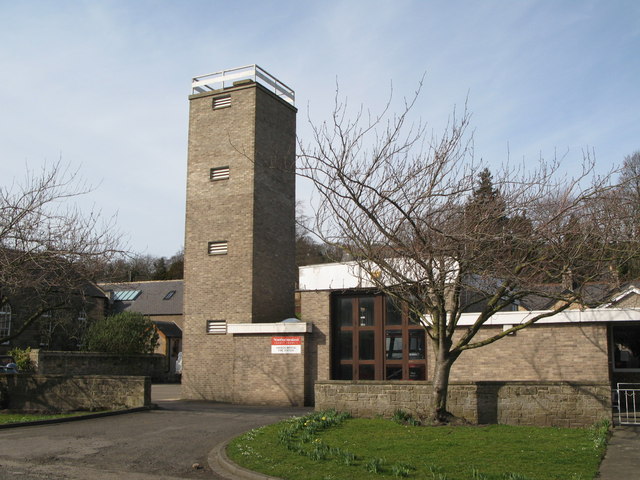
[0,281,106,354]
[98,279,183,375]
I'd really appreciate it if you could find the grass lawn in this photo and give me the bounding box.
[227,411,608,480]
[0,411,102,425]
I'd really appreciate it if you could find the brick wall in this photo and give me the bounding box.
[183,79,298,402]
[251,85,296,324]
[447,323,610,383]
[232,334,306,405]
[182,332,306,405]
[302,290,611,385]
[315,381,611,427]
[0,375,150,412]
[30,350,166,381]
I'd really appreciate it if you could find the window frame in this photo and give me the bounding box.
[0,303,11,344]
[331,293,427,381]
[611,322,640,372]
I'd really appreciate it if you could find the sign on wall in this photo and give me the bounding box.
[271,336,302,354]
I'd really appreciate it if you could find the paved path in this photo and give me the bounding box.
[0,384,309,479]
[597,425,640,480]
[1,385,634,479]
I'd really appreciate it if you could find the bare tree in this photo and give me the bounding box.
[94,249,185,282]
[616,151,640,279]
[621,151,640,203]
[298,84,634,422]
[0,161,125,345]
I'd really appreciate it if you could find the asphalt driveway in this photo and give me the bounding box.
[0,384,309,479]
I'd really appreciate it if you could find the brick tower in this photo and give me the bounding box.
[182,66,298,402]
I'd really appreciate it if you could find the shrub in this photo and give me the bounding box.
[8,347,35,372]
[84,312,159,354]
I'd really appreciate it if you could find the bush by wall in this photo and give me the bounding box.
[84,312,159,355]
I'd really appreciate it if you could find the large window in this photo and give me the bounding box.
[0,304,11,344]
[332,294,426,381]
[612,324,640,371]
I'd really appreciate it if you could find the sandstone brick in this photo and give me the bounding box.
[182,81,298,405]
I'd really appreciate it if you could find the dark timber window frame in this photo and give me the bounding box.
[331,292,427,381]
[0,303,11,344]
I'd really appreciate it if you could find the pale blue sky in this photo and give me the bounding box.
[1,1,638,256]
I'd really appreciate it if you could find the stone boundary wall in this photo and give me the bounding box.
[0,375,150,412]
[30,350,167,381]
[315,381,611,427]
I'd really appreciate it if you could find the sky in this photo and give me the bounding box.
[1,1,639,257]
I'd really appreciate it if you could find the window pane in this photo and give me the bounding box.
[409,364,425,380]
[386,366,403,380]
[359,331,375,360]
[359,364,375,380]
[409,330,425,359]
[385,297,402,325]
[0,304,10,338]
[385,330,403,359]
[336,298,353,326]
[358,298,375,326]
[339,331,353,360]
[338,364,353,380]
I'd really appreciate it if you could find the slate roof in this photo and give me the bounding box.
[97,280,183,316]
[598,281,640,308]
[519,282,625,310]
[153,320,182,338]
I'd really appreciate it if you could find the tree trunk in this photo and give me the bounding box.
[431,346,457,424]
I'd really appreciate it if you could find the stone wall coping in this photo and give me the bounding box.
[228,322,312,334]
[315,380,611,387]
[15,374,151,379]
[34,350,164,359]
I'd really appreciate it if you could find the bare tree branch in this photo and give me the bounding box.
[298,81,633,422]
[1,160,126,344]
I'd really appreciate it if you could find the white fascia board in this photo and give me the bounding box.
[299,262,372,291]
[298,259,459,291]
[452,308,640,327]
[227,322,313,334]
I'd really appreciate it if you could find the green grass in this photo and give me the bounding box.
[0,411,103,425]
[227,411,608,480]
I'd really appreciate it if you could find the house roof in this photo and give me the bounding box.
[97,280,183,316]
[518,283,613,310]
[83,281,109,299]
[153,320,182,338]
[598,281,640,308]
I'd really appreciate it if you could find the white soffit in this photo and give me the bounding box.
[227,322,312,334]
[454,308,640,326]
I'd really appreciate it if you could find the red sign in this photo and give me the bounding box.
[271,336,302,354]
